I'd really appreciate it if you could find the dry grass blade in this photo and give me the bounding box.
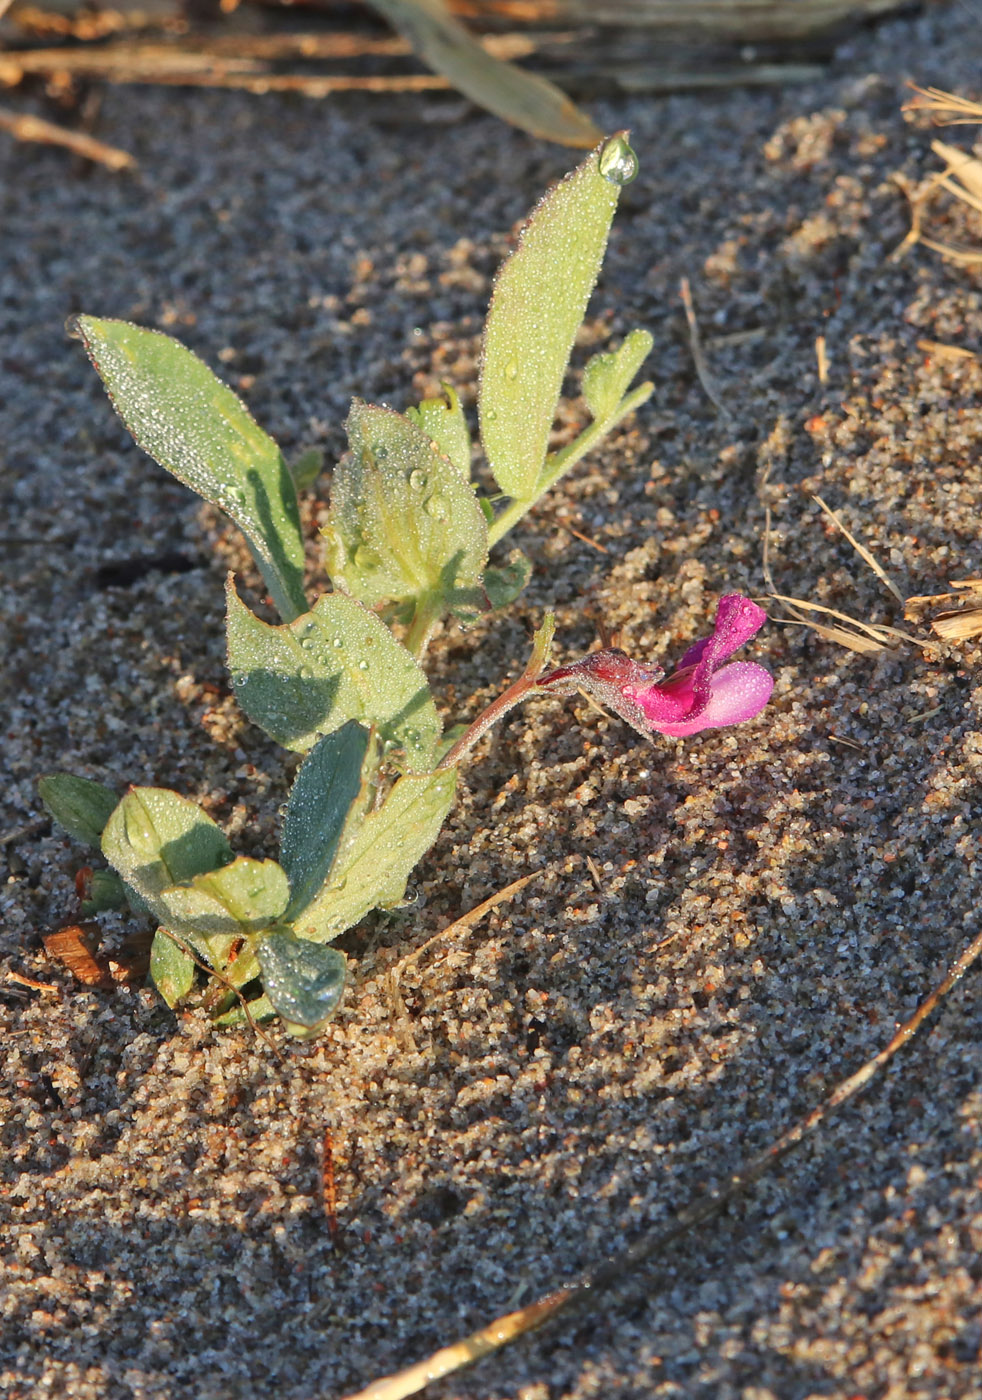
[392,872,537,973]
[340,923,982,1400]
[812,494,905,604]
[905,84,982,124]
[916,339,978,360]
[367,0,600,147]
[0,103,136,169]
[768,593,914,645]
[679,276,728,415]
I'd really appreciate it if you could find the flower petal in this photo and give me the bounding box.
[677,594,768,673]
[646,662,774,737]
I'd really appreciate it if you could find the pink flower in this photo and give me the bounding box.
[537,594,773,739]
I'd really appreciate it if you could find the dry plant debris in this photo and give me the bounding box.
[897,84,982,265]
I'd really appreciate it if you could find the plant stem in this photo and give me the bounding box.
[404,593,441,660]
[438,612,556,770]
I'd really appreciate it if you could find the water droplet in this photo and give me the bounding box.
[357,659,369,671]
[64,314,84,341]
[598,134,638,187]
[300,637,316,651]
[409,469,427,491]
[504,358,518,381]
[299,665,314,679]
[425,495,447,521]
[332,636,344,649]
[372,442,389,461]
[231,673,248,688]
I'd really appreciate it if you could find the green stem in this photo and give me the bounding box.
[404,593,442,660]
[486,381,653,550]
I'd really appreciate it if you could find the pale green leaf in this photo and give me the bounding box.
[479,134,637,502]
[226,582,442,771]
[257,930,347,1035]
[408,384,471,479]
[322,401,488,616]
[162,856,290,938]
[75,316,307,622]
[149,930,195,1008]
[582,328,654,424]
[39,773,118,848]
[367,0,601,149]
[281,721,369,920]
[289,768,456,943]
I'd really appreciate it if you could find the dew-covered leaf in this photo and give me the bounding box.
[81,869,128,914]
[226,582,441,770]
[483,548,532,609]
[39,773,118,848]
[257,929,347,1036]
[149,930,195,1008]
[289,768,456,943]
[281,721,369,920]
[102,788,232,910]
[75,316,307,622]
[407,384,471,479]
[321,401,487,617]
[367,0,601,149]
[479,134,638,503]
[162,856,290,938]
[582,328,654,424]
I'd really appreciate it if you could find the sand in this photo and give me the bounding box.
[3,4,982,1397]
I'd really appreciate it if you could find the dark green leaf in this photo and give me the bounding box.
[81,869,128,914]
[281,721,369,920]
[258,929,347,1036]
[39,774,118,847]
[483,548,532,609]
[76,316,307,622]
[226,580,442,771]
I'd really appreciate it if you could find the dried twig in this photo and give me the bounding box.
[340,922,982,1400]
[392,873,537,974]
[679,275,728,415]
[811,494,904,604]
[0,103,135,169]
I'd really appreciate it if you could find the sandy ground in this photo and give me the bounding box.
[3,5,982,1397]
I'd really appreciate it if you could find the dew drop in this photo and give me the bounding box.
[231,673,248,688]
[299,665,314,679]
[332,636,344,649]
[598,135,639,187]
[425,495,448,521]
[65,314,85,341]
[409,469,427,491]
[504,358,519,382]
[357,659,369,671]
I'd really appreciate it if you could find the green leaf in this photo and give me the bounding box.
[366,0,601,149]
[212,992,276,1029]
[104,787,288,962]
[257,930,347,1036]
[75,316,307,622]
[226,582,442,771]
[321,401,488,617]
[483,548,532,609]
[582,328,654,424]
[290,768,456,942]
[289,446,324,492]
[162,857,290,938]
[39,774,118,847]
[479,134,637,502]
[81,869,128,914]
[408,384,471,479]
[149,930,195,1008]
[281,721,369,920]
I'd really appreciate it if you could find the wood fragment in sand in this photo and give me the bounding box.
[340,921,982,1400]
[0,103,136,168]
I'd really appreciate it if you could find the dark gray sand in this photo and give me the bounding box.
[4,6,982,1397]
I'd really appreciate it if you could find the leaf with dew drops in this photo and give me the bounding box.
[322,401,488,619]
[74,316,307,622]
[581,328,654,426]
[149,930,195,1008]
[408,384,471,479]
[289,767,456,943]
[280,721,370,922]
[39,773,119,848]
[479,133,638,504]
[257,929,347,1037]
[226,580,442,771]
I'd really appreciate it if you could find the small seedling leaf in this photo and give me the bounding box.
[290,767,456,942]
[257,929,347,1035]
[81,869,128,914]
[322,401,488,617]
[408,385,471,479]
[226,580,442,770]
[479,135,635,502]
[483,548,532,609]
[281,721,369,920]
[75,316,307,622]
[149,930,195,1007]
[581,328,654,424]
[289,446,325,492]
[39,774,118,847]
[163,857,290,938]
